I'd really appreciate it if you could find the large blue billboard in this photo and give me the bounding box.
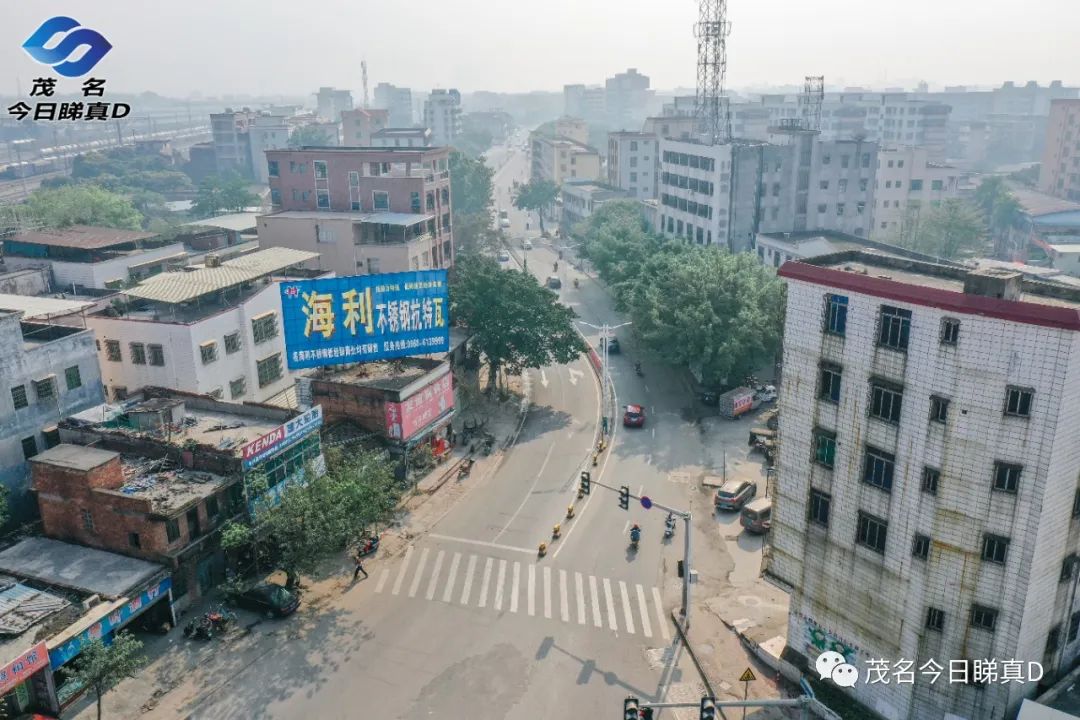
[280,270,449,369]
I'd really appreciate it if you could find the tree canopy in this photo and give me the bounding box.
[289,125,334,147]
[452,253,586,390]
[26,184,143,230]
[449,150,499,255]
[192,172,259,218]
[512,179,559,234]
[71,631,145,720]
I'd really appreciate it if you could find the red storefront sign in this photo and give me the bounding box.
[385,373,454,441]
[0,641,48,695]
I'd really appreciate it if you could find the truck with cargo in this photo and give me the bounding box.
[718,387,755,419]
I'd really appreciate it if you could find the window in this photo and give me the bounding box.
[869,381,903,424]
[206,495,220,520]
[861,153,871,168]
[411,191,422,213]
[895,181,902,189]
[257,353,283,387]
[130,342,147,365]
[349,170,360,187]
[909,179,923,191]
[838,179,848,193]
[822,154,831,165]
[926,607,945,632]
[166,518,180,543]
[981,534,1010,564]
[820,180,829,190]
[922,467,940,496]
[268,160,279,178]
[819,363,842,403]
[841,155,850,169]
[993,462,1022,493]
[912,534,931,560]
[808,489,831,527]
[813,428,837,468]
[1061,554,1076,583]
[252,313,278,344]
[887,160,895,168]
[856,511,888,554]
[316,189,330,209]
[314,160,328,179]
[128,532,141,549]
[824,294,848,336]
[630,171,637,182]
[929,395,949,423]
[42,427,59,448]
[860,179,868,192]
[229,377,246,399]
[64,365,82,391]
[10,385,27,410]
[970,605,998,632]
[270,189,281,207]
[817,203,827,214]
[1071,612,1080,643]
[20,436,37,460]
[199,341,218,364]
[940,318,960,345]
[148,344,165,366]
[932,179,944,191]
[81,508,94,532]
[105,339,122,362]
[836,203,845,216]
[373,191,390,211]
[112,386,128,401]
[863,447,896,492]
[877,305,912,351]
[1004,386,1033,417]
[224,332,241,354]
[33,377,55,401]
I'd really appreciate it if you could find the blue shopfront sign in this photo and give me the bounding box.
[49,576,171,667]
[241,405,323,471]
[280,270,450,370]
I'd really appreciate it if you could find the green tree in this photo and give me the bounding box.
[26,184,142,230]
[578,201,663,299]
[512,179,559,235]
[449,150,499,255]
[453,127,495,158]
[623,248,785,388]
[70,631,145,720]
[289,125,334,147]
[192,172,258,218]
[452,253,586,391]
[915,199,987,259]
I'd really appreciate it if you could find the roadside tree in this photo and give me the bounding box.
[512,179,559,235]
[70,631,145,720]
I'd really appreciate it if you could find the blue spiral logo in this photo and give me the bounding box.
[22,17,112,78]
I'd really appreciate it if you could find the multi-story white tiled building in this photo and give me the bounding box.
[871,146,967,242]
[607,131,658,200]
[770,253,1080,720]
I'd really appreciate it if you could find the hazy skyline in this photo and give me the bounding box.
[4,0,1079,100]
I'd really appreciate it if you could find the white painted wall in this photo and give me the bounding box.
[3,243,186,290]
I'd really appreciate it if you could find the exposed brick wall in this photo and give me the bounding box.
[311,381,387,435]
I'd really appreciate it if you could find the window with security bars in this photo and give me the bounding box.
[224,332,241,354]
[970,604,998,632]
[856,511,888,554]
[200,341,218,365]
[10,385,27,410]
[862,447,895,492]
[252,314,278,344]
[877,305,912,351]
[981,534,1010,564]
[105,339,121,362]
[148,344,165,366]
[257,354,283,388]
[33,377,56,401]
[64,365,82,391]
[1004,386,1033,418]
[230,377,247,399]
[130,342,147,365]
[808,489,830,527]
[813,429,836,468]
[993,462,1022,494]
[869,381,903,424]
[819,363,842,403]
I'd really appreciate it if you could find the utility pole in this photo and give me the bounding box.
[578,320,631,435]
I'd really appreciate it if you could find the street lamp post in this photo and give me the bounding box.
[577,320,631,435]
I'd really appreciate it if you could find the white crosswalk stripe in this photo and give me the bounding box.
[374,547,669,641]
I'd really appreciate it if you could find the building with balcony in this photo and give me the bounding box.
[84,247,319,404]
[373,83,414,127]
[260,146,453,273]
[607,131,658,200]
[0,296,104,515]
[423,89,462,147]
[1,226,186,291]
[770,254,1080,719]
[1040,99,1080,202]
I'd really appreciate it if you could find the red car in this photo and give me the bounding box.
[623,404,646,428]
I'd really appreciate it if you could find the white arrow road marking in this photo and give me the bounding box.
[539,369,549,388]
[567,368,584,385]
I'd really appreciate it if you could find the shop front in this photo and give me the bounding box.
[0,642,52,717]
[386,370,455,473]
[241,405,326,516]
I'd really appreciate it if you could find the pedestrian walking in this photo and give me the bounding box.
[352,551,369,581]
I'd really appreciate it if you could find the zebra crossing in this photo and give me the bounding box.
[372,546,670,641]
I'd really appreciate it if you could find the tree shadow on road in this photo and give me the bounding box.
[516,403,575,444]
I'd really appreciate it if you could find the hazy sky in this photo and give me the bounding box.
[4,0,1079,99]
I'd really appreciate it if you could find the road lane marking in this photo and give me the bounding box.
[653,586,670,640]
[494,559,507,611]
[619,581,636,634]
[652,428,656,438]
[425,551,445,601]
[408,548,429,598]
[603,578,617,631]
[544,566,553,619]
[528,564,536,617]
[427,533,535,556]
[460,554,478,605]
[510,562,521,613]
[589,575,602,627]
[623,520,630,534]
[559,569,570,623]
[478,557,494,608]
[442,552,462,603]
[636,584,653,638]
[493,442,557,542]
[374,569,390,594]
[575,572,586,625]
[391,546,414,596]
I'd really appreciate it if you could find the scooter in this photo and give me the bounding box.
[629,525,641,551]
[634,362,644,377]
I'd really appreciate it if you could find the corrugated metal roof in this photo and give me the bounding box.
[121,247,319,304]
[182,212,261,232]
[9,225,156,250]
[0,293,94,319]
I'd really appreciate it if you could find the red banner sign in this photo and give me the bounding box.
[385,373,454,441]
[0,641,48,695]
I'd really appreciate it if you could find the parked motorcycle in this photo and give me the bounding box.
[183,616,214,640]
[204,607,237,633]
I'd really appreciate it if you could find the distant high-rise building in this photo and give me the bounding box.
[316,87,353,122]
[373,83,414,127]
[248,114,289,183]
[1040,99,1080,202]
[210,109,255,178]
[605,68,652,130]
[341,108,389,146]
[423,89,462,147]
[872,146,967,242]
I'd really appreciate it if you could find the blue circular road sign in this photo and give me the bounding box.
[640,496,652,509]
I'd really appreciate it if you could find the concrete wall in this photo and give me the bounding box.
[0,267,50,296]
[256,214,428,276]
[871,147,964,241]
[3,243,186,291]
[607,134,658,200]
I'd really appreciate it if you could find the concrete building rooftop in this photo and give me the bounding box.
[115,455,230,513]
[182,212,261,233]
[0,537,163,598]
[8,226,157,250]
[311,358,443,391]
[0,293,94,319]
[30,444,117,472]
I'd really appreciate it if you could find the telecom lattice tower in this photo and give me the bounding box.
[693,0,732,145]
[800,75,825,132]
[361,60,369,109]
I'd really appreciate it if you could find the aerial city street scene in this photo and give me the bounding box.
[0,1,1078,718]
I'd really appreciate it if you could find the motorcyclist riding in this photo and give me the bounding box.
[630,524,642,543]
[634,361,643,376]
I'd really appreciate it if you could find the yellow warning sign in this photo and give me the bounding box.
[738,667,757,682]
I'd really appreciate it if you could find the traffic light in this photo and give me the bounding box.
[640,707,654,720]
[579,471,591,495]
[677,559,685,578]
[699,696,718,720]
[619,485,630,510]
[623,696,640,720]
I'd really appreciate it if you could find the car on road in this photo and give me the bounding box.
[602,336,620,354]
[227,582,301,618]
[715,479,757,511]
[623,403,646,428]
[740,497,772,534]
[497,249,511,262]
[499,218,511,229]
[523,238,533,250]
[546,275,562,290]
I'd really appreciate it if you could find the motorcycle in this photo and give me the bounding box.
[204,607,237,633]
[183,616,214,640]
[629,525,641,551]
[634,362,643,377]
